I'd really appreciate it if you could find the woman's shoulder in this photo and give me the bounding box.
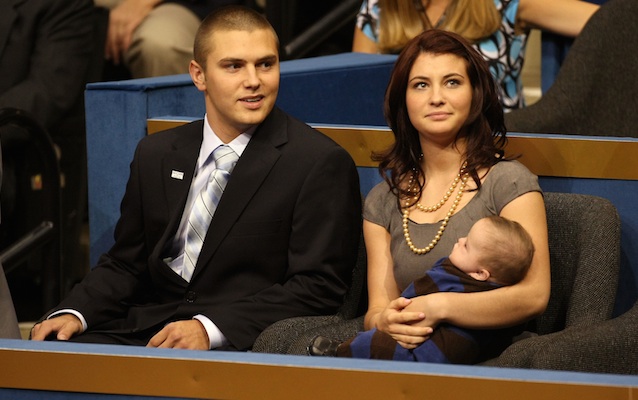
[486,160,539,190]
[490,159,534,177]
[364,180,394,207]
[480,160,541,210]
[363,180,397,224]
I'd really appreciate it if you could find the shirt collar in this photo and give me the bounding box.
[198,115,255,169]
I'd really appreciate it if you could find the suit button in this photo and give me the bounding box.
[185,291,197,303]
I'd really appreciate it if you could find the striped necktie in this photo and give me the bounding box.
[182,145,238,282]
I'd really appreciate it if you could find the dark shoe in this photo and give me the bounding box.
[308,335,341,356]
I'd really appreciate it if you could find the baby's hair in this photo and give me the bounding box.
[479,215,535,285]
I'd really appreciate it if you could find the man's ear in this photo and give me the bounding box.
[190,60,206,91]
[469,268,491,282]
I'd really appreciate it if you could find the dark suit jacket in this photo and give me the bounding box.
[0,0,94,130]
[53,107,362,350]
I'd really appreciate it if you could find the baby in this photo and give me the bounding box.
[309,215,535,364]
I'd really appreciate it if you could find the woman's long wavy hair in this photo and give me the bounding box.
[376,29,507,207]
[378,0,501,53]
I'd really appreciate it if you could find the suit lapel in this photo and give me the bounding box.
[161,122,202,217]
[193,109,288,276]
[151,121,202,281]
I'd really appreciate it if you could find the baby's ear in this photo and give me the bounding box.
[469,268,491,282]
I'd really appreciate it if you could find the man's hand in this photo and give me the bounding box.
[105,0,160,64]
[147,320,209,350]
[30,314,83,341]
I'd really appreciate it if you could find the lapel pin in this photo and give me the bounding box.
[171,170,184,180]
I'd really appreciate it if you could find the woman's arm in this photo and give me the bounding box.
[517,0,600,37]
[363,220,432,347]
[405,191,551,329]
[353,27,380,53]
[363,220,401,330]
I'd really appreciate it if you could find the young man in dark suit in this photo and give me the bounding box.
[31,5,362,351]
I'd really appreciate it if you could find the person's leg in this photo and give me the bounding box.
[124,3,200,78]
[93,0,121,9]
[0,264,21,339]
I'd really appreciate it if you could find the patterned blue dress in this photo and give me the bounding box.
[356,0,529,111]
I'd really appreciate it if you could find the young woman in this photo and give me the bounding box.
[361,29,550,350]
[353,0,600,110]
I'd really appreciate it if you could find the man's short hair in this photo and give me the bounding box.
[193,5,279,70]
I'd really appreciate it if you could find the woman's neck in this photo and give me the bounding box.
[420,138,466,176]
[423,0,453,28]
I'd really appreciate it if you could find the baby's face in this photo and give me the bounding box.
[448,219,490,274]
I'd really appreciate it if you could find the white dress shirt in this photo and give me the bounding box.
[166,116,253,348]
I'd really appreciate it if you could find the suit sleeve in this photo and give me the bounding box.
[0,0,94,129]
[212,145,362,350]
[50,139,153,326]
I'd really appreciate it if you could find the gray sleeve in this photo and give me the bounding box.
[363,181,395,229]
[488,161,542,214]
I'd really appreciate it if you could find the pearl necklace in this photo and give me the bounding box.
[405,161,467,212]
[402,163,469,255]
[414,167,465,213]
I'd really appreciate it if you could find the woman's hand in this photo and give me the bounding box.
[376,297,433,349]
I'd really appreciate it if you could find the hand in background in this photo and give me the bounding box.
[105,0,160,64]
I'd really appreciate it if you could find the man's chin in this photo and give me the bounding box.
[243,106,273,124]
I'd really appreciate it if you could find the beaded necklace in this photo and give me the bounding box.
[402,161,469,255]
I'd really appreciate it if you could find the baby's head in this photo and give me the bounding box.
[448,215,535,285]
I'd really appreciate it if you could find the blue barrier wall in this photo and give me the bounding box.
[1,339,637,399]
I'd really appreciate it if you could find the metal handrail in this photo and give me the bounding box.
[283,0,360,59]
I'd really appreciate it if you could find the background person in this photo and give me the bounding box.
[0,0,95,317]
[96,0,243,78]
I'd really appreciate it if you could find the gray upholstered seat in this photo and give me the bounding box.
[515,300,638,375]
[505,0,638,137]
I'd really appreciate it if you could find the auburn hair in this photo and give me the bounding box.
[376,29,507,206]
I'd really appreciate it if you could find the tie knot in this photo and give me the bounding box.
[212,145,238,173]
